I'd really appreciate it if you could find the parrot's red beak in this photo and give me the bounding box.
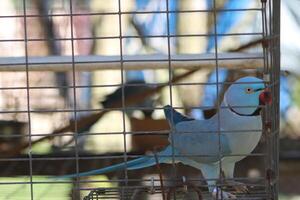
[259,89,272,105]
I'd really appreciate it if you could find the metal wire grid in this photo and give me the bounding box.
[0,0,280,200]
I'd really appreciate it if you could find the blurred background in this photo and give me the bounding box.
[0,0,298,199]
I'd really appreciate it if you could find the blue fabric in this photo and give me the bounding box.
[206,0,251,52]
[206,0,213,11]
[134,0,177,36]
[192,0,250,119]
[280,75,292,118]
[191,69,228,119]
[135,0,149,9]
[126,70,145,82]
[126,0,178,82]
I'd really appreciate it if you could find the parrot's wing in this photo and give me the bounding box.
[171,118,232,164]
[164,105,195,127]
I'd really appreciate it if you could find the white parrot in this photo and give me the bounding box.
[58,76,271,199]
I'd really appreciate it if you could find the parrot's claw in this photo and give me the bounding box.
[212,187,236,199]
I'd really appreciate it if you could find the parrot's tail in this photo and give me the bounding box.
[55,146,175,179]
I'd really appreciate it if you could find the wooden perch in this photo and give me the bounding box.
[0,52,263,72]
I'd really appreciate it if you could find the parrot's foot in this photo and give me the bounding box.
[225,180,249,193]
[212,187,236,199]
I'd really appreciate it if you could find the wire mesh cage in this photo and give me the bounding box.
[0,0,280,199]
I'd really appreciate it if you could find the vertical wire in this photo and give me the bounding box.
[117,0,129,197]
[269,0,276,169]
[261,0,269,195]
[212,0,223,196]
[69,0,80,197]
[22,1,34,199]
[261,2,268,76]
[272,0,280,199]
[261,0,272,198]
[274,0,280,198]
[165,0,175,169]
[261,0,268,79]
[261,1,268,196]
[165,0,176,198]
[264,1,270,74]
[269,0,280,199]
[165,2,177,198]
[268,0,274,119]
[268,0,275,183]
[264,0,271,162]
[268,0,273,77]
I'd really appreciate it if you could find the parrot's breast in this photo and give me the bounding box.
[222,114,262,163]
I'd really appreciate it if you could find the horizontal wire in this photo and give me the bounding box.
[0,55,264,65]
[0,32,263,42]
[0,128,264,139]
[0,8,263,19]
[0,79,268,90]
[0,104,270,114]
[0,153,267,162]
[0,177,266,185]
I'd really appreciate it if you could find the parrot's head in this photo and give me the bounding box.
[224,76,271,116]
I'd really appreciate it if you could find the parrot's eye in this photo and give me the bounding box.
[245,88,254,94]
